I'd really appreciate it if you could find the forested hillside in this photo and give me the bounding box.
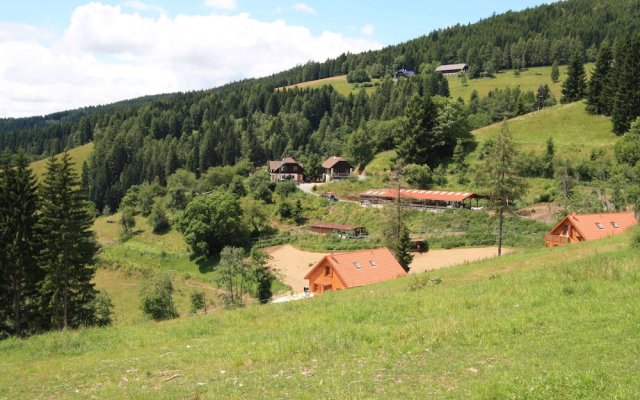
[1,0,640,213]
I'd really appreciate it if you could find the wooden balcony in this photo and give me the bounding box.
[544,234,569,247]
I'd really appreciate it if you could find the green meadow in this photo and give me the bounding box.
[1,232,638,399]
[28,142,94,180]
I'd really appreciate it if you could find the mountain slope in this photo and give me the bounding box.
[1,234,638,399]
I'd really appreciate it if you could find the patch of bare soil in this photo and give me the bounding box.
[265,244,512,292]
[517,202,559,225]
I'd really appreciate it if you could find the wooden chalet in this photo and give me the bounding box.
[322,156,353,182]
[435,63,469,75]
[310,222,367,238]
[360,188,481,210]
[304,248,406,294]
[268,157,304,183]
[544,211,637,247]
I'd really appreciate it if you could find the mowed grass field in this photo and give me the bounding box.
[28,142,94,180]
[472,100,615,156]
[1,232,638,399]
[277,64,594,101]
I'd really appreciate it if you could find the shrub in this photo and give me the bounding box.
[140,275,179,321]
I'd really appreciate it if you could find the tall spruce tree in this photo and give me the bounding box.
[38,151,99,330]
[611,35,640,134]
[560,51,587,104]
[586,44,613,115]
[550,61,560,83]
[0,150,12,338]
[397,94,438,166]
[476,121,527,256]
[0,152,42,337]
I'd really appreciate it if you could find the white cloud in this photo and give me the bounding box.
[123,1,165,13]
[204,0,237,11]
[361,24,374,36]
[0,2,381,117]
[293,3,316,14]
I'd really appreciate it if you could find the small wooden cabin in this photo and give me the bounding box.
[435,63,469,75]
[544,212,637,247]
[321,156,353,182]
[304,248,406,294]
[268,157,304,183]
[310,222,367,237]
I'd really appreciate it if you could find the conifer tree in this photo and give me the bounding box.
[476,121,527,256]
[397,94,437,166]
[38,151,99,330]
[611,35,640,134]
[560,51,587,104]
[586,44,613,115]
[550,61,560,83]
[0,152,42,337]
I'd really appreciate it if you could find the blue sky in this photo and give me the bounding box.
[0,0,553,117]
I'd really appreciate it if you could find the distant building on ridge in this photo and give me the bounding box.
[435,63,469,75]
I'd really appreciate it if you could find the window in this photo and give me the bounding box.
[611,221,620,228]
[595,222,604,230]
[324,266,331,276]
[354,262,363,270]
[562,224,569,236]
[369,260,377,267]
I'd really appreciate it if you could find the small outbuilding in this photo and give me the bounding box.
[322,156,353,182]
[268,157,304,183]
[435,63,469,75]
[544,211,637,247]
[305,247,406,294]
[310,222,367,238]
[393,69,415,79]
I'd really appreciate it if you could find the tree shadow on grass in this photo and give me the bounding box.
[190,253,220,274]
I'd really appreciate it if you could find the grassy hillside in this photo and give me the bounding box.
[1,233,638,399]
[28,142,94,180]
[281,75,379,96]
[472,101,615,156]
[277,64,594,101]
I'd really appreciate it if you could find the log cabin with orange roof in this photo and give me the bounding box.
[304,247,406,294]
[544,211,637,247]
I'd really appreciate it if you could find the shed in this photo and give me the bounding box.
[435,63,469,74]
[544,211,637,247]
[310,222,367,237]
[304,248,406,294]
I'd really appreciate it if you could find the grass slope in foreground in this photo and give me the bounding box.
[1,234,638,399]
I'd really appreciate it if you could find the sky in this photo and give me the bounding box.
[0,0,553,118]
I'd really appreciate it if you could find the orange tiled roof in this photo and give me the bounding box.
[361,188,478,202]
[304,247,406,288]
[555,212,637,240]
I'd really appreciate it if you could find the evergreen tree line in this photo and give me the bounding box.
[0,151,109,339]
[3,0,640,158]
[584,34,640,134]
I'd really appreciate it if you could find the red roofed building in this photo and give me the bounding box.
[304,247,406,294]
[360,188,481,209]
[268,157,304,183]
[544,212,637,247]
[310,222,367,237]
[322,156,353,182]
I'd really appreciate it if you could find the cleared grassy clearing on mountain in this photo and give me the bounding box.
[472,101,614,155]
[28,142,94,179]
[1,233,638,399]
